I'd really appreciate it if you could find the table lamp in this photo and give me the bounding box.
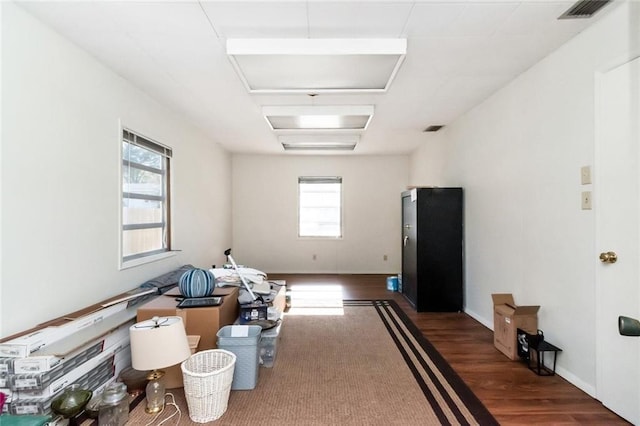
[129,316,191,414]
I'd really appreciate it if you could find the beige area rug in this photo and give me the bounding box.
[127,300,497,425]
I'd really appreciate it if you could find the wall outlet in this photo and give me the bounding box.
[383,254,388,261]
[581,191,592,210]
[312,254,317,260]
[581,166,592,185]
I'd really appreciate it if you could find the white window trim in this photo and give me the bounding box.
[120,251,176,270]
[297,176,344,240]
[118,122,174,270]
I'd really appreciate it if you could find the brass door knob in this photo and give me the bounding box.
[599,251,618,263]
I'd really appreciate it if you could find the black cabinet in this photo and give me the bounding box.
[401,188,463,312]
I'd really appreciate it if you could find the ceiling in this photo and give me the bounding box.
[17,0,617,155]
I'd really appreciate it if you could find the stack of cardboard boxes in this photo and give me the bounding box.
[0,288,155,416]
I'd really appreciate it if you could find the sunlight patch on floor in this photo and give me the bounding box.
[285,284,344,316]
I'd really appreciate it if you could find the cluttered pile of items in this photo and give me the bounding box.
[208,249,282,329]
[167,249,285,329]
[0,249,285,424]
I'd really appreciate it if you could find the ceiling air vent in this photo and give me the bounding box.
[558,0,612,19]
[424,125,444,132]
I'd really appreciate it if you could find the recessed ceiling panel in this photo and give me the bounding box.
[282,143,356,151]
[227,38,406,93]
[279,134,359,151]
[233,55,399,91]
[263,106,374,131]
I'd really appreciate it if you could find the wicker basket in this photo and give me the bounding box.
[181,349,237,423]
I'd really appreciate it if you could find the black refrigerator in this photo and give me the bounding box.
[401,187,463,312]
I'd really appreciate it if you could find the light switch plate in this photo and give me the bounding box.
[582,191,592,210]
[581,166,592,185]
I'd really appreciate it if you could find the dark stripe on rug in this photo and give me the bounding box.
[345,299,499,426]
[377,300,472,426]
[383,300,498,426]
[373,301,453,425]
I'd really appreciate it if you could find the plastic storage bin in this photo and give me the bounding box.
[260,321,282,368]
[386,276,399,291]
[216,325,261,390]
[181,349,236,423]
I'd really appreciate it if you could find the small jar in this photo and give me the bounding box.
[98,382,129,426]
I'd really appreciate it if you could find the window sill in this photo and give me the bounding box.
[297,236,343,240]
[120,251,176,270]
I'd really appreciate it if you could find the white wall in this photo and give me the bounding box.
[232,154,408,273]
[409,131,449,186]
[0,2,232,337]
[410,2,639,395]
[0,2,4,336]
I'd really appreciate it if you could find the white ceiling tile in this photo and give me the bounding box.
[307,2,413,38]
[376,78,448,125]
[431,75,514,118]
[496,1,576,36]
[403,2,468,37]
[106,2,214,37]
[131,33,224,70]
[200,1,308,38]
[442,2,520,36]
[18,2,122,35]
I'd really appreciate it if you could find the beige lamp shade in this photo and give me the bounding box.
[129,316,191,371]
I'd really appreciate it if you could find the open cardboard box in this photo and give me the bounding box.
[492,294,540,360]
[159,335,200,390]
[136,287,239,351]
[136,287,239,389]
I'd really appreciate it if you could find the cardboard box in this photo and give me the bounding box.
[136,287,239,351]
[136,287,239,389]
[0,359,14,375]
[155,335,199,390]
[12,319,131,375]
[0,328,63,358]
[0,303,133,359]
[10,336,128,392]
[492,294,539,360]
[13,356,61,374]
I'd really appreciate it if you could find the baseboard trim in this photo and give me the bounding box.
[464,308,493,330]
[463,307,597,399]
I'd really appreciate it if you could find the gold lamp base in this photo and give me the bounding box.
[145,370,166,414]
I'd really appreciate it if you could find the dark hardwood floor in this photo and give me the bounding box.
[269,273,630,425]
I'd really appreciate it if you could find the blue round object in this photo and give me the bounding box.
[179,268,214,298]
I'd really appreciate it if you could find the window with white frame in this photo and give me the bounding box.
[298,176,342,238]
[121,129,172,263]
